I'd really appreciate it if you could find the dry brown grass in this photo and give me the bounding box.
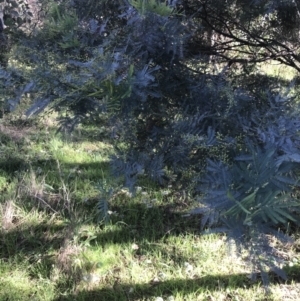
[16,171,63,213]
[1,200,16,231]
[56,242,82,275]
[0,124,34,142]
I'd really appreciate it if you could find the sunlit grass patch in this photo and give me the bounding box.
[258,61,297,81]
[0,267,56,301]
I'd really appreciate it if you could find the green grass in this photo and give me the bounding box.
[258,61,297,81]
[0,115,299,301]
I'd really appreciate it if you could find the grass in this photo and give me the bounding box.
[257,61,297,81]
[0,113,299,301]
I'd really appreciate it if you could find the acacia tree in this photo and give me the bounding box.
[180,0,300,71]
[2,0,300,285]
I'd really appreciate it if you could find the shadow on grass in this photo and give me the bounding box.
[52,273,271,301]
[0,155,110,187]
[0,121,111,175]
[0,221,67,259]
[91,202,200,242]
[0,200,200,259]
[1,111,300,300]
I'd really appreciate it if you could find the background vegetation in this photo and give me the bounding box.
[0,0,300,300]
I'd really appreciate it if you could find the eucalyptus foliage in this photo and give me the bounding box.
[2,0,300,286]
